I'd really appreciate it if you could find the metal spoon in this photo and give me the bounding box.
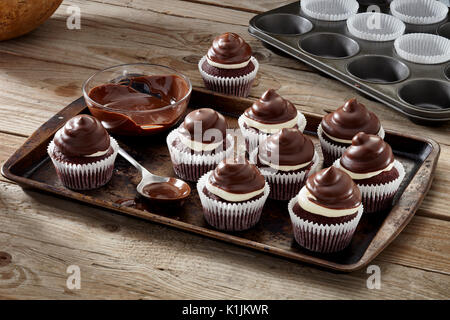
[117,147,191,203]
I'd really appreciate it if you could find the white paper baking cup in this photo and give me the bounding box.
[347,12,405,41]
[198,56,259,97]
[394,33,450,64]
[317,123,385,167]
[288,195,363,253]
[250,150,321,200]
[301,0,359,21]
[334,159,405,213]
[390,0,448,25]
[197,171,270,231]
[48,137,118,190]
[166,129,234,181]
[238,111,307,154]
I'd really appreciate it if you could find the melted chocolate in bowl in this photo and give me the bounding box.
[84,65,191,136]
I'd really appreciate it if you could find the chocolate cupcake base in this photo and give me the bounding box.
[251,151,322,201]
[197,171,270,231]
[334,159,405,214]
[167,130,234,182]
[238,111,307,154]
[288,196,363,253]
[198,56,259,98]
[47,138,118,190]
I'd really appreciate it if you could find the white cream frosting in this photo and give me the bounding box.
[84,149,110,157]
[242,112,299,134]
[205,178,265,202]
[178,131,224,152]
[206,56,251,69]
[323,127,384,144]
[298,186,361,218]
[338,160,395,180]
[259,157,312,172]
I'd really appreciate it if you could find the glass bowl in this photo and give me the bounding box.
[83,63,192,136]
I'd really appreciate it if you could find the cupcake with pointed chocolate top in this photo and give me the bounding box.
[251,128,321,200]
[167,108,234,181]
[197,157,270,231]
[238,89,307,153]
[334,133,405,213]
[47,114,118,190]
[199,32,259,97]
[318,98,384,167]
[288,166,363,253]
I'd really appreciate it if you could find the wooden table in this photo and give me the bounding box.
[0,0,449,300]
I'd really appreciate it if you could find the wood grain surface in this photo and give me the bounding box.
[0,0,449,299]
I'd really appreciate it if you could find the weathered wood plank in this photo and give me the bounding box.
[0,181,448,299]
[181,0,289,13]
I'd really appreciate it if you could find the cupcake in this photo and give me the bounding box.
[238,89,307,153]
[198,32,259,97]
[197,158,270,231]
[47,114,118,190]
[318,98,384,167]
[288,167,363,253]
[334,133,405,213]
[251,128,321,201]
[167,108,234,182]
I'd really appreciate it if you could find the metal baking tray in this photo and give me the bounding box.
[1,88,440,272]
[248,1,450,124]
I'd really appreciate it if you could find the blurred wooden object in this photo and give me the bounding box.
[0,0,62,41]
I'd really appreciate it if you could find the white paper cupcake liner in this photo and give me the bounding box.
[317,123,385,167]
[333,159,405,213]
[166,129,234,181]
[288,196,363,253]
[238,111,307,154]
[251,151,321,200]
[394,33,450,64]
[301,0,359,21]
[347,12,405,41]
[198,56,259,97]
[197,171,270,231]
[47,137,119,190]
[390,0,448,25]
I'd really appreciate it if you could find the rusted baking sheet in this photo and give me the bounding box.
[2,88,440,272]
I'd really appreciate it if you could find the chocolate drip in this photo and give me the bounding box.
[207,33,252,65]
[321,98,381,140]
[244,89,297,124]
[178,108,227,144]
[340,133,394,173]
[54,115,110,157]
[306,167,361,209]
[209,158,265,194]
[259,128,314,166]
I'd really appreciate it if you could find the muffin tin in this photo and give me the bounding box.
[1,88,440,272]
[248,1,450,124]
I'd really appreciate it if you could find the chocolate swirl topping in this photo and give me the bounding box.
[207,32,252,65]
[178,108,227,144]
[54,115,110,157]
[209,158,265,194]
[321,98,381,140]
[306,167,361,209]
[340,133,394,174]
[259,128,314,166]
[244,89,297,124]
